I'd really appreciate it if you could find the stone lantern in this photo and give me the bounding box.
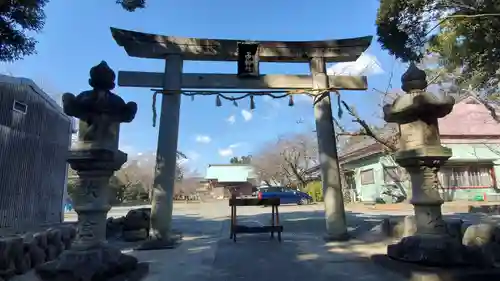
[36,62,147,280]
[383,63,465,265]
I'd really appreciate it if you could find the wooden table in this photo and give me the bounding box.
[229,197,283,242]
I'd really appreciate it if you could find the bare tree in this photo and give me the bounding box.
[174,170,201,198]
[252,133,318,188]
[276,133,318,188]
[114,160,150,201]
[252,141,289,186]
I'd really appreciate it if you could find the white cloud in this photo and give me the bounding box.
[226,115,236,124]
[327,52,384,76]
[195,135,211,143]
[229,142,245,148]
[241,109,253,121]
[218,142,245,157]
[218,148,234,157]
[185,150,201,162]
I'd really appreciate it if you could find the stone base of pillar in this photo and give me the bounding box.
[323,232,350,242]
[35,244,148,281]
[372,253,500,281]
[387,234,467,266]
[135,232,182,251]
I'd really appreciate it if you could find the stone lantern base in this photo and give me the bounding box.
[36,243,148,281]
[387,234,468,266]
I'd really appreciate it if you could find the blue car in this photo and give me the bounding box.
[257,186,312,205]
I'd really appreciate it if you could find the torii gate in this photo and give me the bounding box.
[110,27,372,247]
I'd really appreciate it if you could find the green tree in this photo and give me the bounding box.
[229,155,252,164]
[376,0,500,94]
[116,0,146,11]
[0,0,49,62]
[305,181,323,202]
[1,1,147,62]
[109,175,127,204]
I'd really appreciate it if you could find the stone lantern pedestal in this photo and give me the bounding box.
[383,63,467,266]
[35,62,148,281]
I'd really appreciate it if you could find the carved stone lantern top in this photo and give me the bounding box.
[383,63,455,124]
[62,61,137,171]
[62,61,137,146]
[62,61,137,125]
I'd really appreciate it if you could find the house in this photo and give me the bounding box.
[205,164,258,197]
[310,94,500,203]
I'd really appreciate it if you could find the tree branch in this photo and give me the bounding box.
[340,100,398,152]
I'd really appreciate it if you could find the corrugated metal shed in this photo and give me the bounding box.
[0,75,72,230]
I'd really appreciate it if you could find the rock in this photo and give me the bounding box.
[29,244,46,267]
[387,234,467,266]
[15,252,31,275]
[106,216,125,239]
[0,237,19,279]
[45,245,59,261]
[463,224,498,246]
[15,234,34,274]
[122,229,148,242]
[462,223,500,267]
[59,226,73,250]
[35,245,141,281]
[46,228,62,244]
[123,209,150,231]
[34,232,48,250]
[47,228,65,257]
[23,233,46,267]
[6,237,24,275]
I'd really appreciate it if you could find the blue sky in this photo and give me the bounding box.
[1,0,408,174]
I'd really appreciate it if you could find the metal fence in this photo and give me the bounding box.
[0,75,72,230]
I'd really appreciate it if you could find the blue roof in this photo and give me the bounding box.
[205,164,256,182]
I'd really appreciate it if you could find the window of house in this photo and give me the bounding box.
[383,167,403,184]
[360,169,375,185]
[438,166,493,189]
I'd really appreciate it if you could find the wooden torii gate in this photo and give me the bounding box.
[110,27,372,247]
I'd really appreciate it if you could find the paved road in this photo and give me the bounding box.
[122,202,404,281]
[65,201,496,236]
[59,202,496,281]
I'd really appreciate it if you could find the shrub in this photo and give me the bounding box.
[306,181,323,202]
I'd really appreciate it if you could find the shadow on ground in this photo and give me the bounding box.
[21,205,492,281]
[108,207,412,281]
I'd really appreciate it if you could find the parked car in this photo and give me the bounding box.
[257,186,312,205]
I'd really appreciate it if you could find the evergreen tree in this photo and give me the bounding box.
[0,0,49,62]
[376,0,500,94]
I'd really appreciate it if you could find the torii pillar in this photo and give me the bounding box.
[110,27,372,246]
